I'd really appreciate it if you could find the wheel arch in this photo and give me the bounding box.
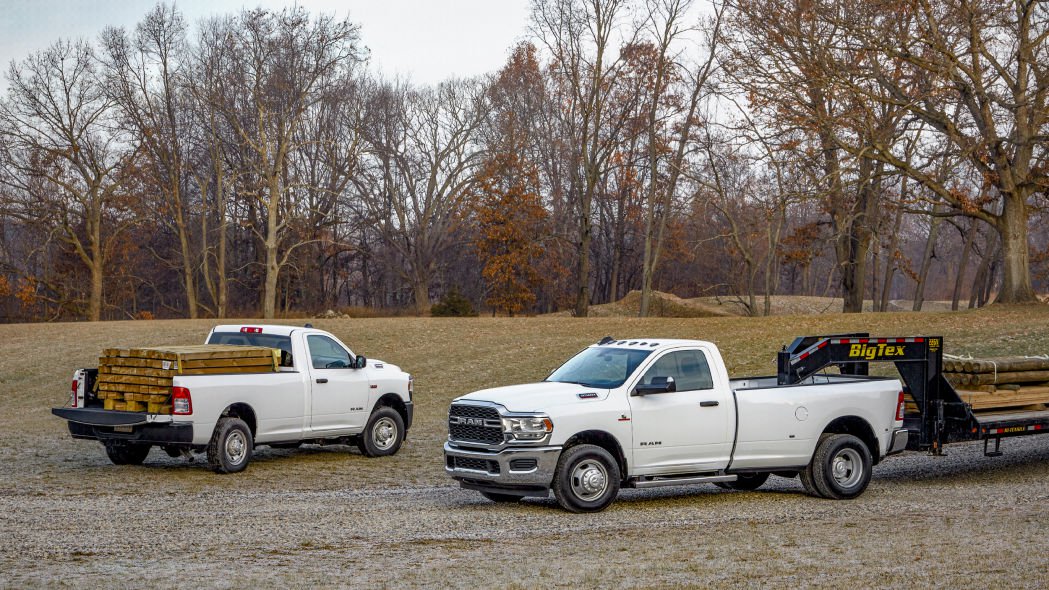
[221,403,257,439]
[822,415,880,464]
[373,393,409,428]
[562,430,629,481]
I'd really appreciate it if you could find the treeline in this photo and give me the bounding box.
[0,0,1046,322]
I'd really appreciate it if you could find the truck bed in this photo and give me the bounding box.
[730,374,893,391]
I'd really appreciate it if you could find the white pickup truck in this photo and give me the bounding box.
[52,324,413,473]
[444,336,908,512]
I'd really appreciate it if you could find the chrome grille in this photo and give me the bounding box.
[448,404,503,444]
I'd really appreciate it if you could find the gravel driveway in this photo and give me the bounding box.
[3,433,1047,589]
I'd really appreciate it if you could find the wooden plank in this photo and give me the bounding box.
[99,365,177,378]
[180,357,275,369]
[103,398,116,410]
[957,387,1049,410]
[123,400,146,412]
[124,393,170,403]
[97,374,174,387]
[147,402,172,414]
[98,382,171,395]
[178,366,278,376]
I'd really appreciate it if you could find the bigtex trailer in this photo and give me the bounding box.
[778,334,1049,456]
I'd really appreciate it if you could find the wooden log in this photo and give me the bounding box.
[966,370,1049,386]
[960,357,1049,374]
[956,386,1049,410]
[147,402,172,414]
[123,400,146,412]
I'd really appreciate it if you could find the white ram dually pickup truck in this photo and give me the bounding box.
[52,324,413,473]
[445,336,908,512]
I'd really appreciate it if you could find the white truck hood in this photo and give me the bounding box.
[455,381,609,413]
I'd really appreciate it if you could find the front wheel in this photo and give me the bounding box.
[552,444,621,513]
[804,433,872,499]
[357,407,405,457]
[104,441,151,465]
[207,417,253,474]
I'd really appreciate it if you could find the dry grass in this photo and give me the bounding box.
[3,305,1049,586]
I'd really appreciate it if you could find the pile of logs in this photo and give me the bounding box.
[944,356,1049,412]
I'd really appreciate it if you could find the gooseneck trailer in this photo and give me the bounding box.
[777,334,1049,456]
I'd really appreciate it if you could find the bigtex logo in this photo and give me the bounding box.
[849,343,905,359]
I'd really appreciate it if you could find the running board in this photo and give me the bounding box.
[630,474,737,489]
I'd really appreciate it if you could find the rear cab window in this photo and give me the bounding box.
[207,332,295,368]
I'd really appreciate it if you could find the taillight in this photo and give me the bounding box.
[896,391,906,421]
[173,386,193,415]
[70,379,79,407]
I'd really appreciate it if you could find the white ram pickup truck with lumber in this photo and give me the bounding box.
[52,324,414,472]
[444,336,908,512]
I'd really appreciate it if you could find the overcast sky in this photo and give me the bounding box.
[0,0,533,87]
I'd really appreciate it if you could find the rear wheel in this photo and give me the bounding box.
[357,407,404,457]
[480,491,522,503]
[552,444,620,513]
[806,433,872,499]
[104,441,151,465]
[717,472,770,491]
[207,417,253,474]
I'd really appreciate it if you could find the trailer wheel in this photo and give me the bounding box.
[808,433,872,499]
[552,444,620,513]
[207,417,253,473]
[357,407,404,457]
[104,441,151,465]
[480,491,522,503]
[717,472,770,491]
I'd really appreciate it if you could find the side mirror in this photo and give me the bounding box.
[354,355,367,369]
[635,376,675,396]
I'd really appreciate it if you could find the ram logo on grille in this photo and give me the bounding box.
[450,416,487,427]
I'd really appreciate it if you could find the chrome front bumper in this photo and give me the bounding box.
[444,442,562,495]
[887,428,909,456]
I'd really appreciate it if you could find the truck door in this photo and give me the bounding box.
[305,334,370,433]
[627,348,733,475]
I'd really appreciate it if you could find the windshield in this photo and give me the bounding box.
[546,347,653,389]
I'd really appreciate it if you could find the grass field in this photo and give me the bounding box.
[2,306,1049,587]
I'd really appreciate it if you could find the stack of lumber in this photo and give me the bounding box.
[96,345,279,413]
[944,356,1049,412]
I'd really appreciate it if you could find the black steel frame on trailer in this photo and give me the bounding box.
[776,333,1049,455]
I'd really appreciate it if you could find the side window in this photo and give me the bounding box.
[307,335,351,369]
[640,350,714,392]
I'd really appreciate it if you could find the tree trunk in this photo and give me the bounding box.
[574,197,592,317]
[413,278,430,315]
[262,176,281,319]
[952,219,976,311]
[879,200,905,312]
[912,208,943,311]
[994,196,1036,304]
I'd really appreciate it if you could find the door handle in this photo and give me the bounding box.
[316,378,328,384]
[699,401,719,407]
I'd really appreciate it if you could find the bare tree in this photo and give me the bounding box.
[532,0,637,316]
[0,39,138,321]
[198,7,363,318]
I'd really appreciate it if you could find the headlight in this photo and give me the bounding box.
[502,416,553,440]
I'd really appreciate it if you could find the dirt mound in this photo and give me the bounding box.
[581,290,734,318]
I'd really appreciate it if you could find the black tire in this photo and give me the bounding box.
[719,472,770,491]
[480,491,523,503]
[799,465,824,497]
[807,433,872,500]
[552,444,621,513]
[207,417,253,474]
[104,441,151,465]
[356,407,405,457]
